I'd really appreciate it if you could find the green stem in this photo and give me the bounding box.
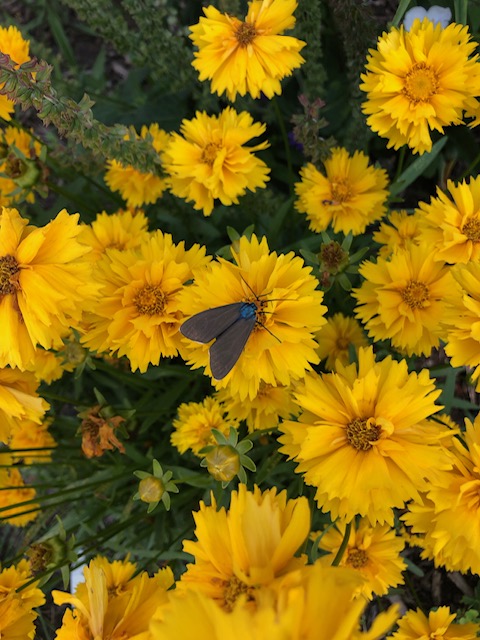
[454,0,468,25]
[272,97,294,195]
[331,520,352,566]
[391,0,413,28]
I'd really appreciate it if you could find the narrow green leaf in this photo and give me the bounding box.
[389,137,448,196]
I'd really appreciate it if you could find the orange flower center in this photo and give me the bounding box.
[134,284,166,315]
[330,179,352,203]
[0,255,20,295]
[223,575,254,611]
[403,62,438,103]
[401,280,429,309]
[347,547,368,568]
[336,336,350,350]
[346,418,381,451]
[462,217,480,242]
[201,142,221,166]
[235,22,257,47]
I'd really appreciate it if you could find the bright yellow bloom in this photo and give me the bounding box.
[171,396,236,456]
[416,175,480,263]
[53,556,174,640]
[9,416,56,464]
[0,26,31,121]
[81,230,210,373]
[315,313,368,371]
[0,367,48,444]
[79,208,150,261]
[217,382,298,432]
[179,234,326,400]
[189,0,305,101]
[361,19,480,155]
[353,243,461,357]
[0,468,38,526]
[279,346,451,525]
[104,124,169,207]
[294,148,389,235]
[444,262,480,390]
[24,347,66,384]
[179,484,310,610]
[0,559,45,640]
[315,518,406,599]
[0,126,44,206]
[163,108,270,216]
[373,209,426,258]
[0,207,98,370]
[403,413,480,574]
[391,607,479,640]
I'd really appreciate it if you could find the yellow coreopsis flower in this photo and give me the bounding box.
[79,208,150,261]
[24,347,66,384]
[294,148,389,235]
[0,467,38,526]
[0,26,31,120]
[0,126,44,206]
[0,559,45,640]
[0,367,48,444]
[171,396,236,456]
[416,175,480,263]
[163,108,270,216]
[178,484,311,610]
[9,417,56,464]
[179,234,326,400]
[403,413,480,574]
[373,210,426,257]
[444,262,480,390]
[279,346,451,525]
[53,556,174,640]
[104,124,169,207]
[314,518,406,599]
[391,607,479,640]
[189,0,306,101]
[361,18,480,155]
[353,243,461,357]
[81,230,210,373]
[0,207,98,370]
[315,313,368,371]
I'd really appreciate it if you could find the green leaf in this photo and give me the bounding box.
[389,137,448,196]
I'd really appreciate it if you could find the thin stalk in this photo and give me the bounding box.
[391,0,413,28]
[454,0,468,25]
[272,97,294,194]
[331,520,352,566]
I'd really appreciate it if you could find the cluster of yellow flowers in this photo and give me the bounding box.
[4,0,480,637]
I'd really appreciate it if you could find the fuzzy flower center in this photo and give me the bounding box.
[201,142,221,166]
[0,255,20,295]
[401,280,430,309]
[235,22,257,47]
[223,575,254,611]
[346,418,381,451]
[346,547,368,569]
[462,217,480,242]
[403,62,439,103]
[330,179,352,203]
[134,284,166,315]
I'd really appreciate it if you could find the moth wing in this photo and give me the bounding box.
[209,315,256,380]
[180,303,244,343]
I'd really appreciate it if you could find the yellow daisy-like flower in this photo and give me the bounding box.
[444,262,480,391]
[0,207,98,370]
[353,243,461,357]
[373,209,426,258]
[171,396,236,456]
[360,19,480,155]
[163,107,270,216]
[403,413,480,574]
[416,175,480,263]
[391,607,479,640]
[0,367,48,444]
[314,518,406,599]
[0,126,44,206]
[315,313,368,371]
[104,124,169,207]
[189,0,306,102]
[179,484,310,610]
[179,234,326,400]
[9,417,56,464]
[279,346,451,525]
[24,347,66,384]
[0,559,45,640]
[81,230,210,373]
[79,208,150,261]
[0,467,39,526]
[217,381,298,432]
[294,148,389,235]
[0,26,31,121]
[53,556,174,640]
